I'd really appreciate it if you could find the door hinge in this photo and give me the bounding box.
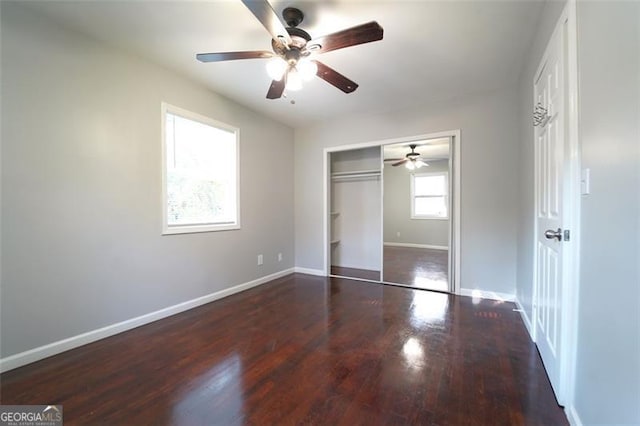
[563,230,570,241]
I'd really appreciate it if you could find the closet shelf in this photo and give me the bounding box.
[331,169,381,180]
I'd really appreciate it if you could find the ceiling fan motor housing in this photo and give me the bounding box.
[272,8,312,58]
[283,7,304,27]
[407,144,420,158]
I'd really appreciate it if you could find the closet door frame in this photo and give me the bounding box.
[323,129,461,294]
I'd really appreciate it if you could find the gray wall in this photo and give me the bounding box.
[295,86,520,294]
[0,3,295,358]
[383,159,449,247]
[573,1,640,423]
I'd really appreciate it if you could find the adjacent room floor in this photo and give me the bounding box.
[0,274,567,425]
[330,265,380,281]
[384,246,449,292]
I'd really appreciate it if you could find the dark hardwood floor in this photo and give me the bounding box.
[0,274,567,425]
[331,265,380,281]
[384,246,448,292]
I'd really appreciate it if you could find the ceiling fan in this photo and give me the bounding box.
[196,0,384,99]
[385,144,431,170]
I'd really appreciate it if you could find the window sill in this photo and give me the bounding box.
[162,223,240,235]
[410,216,449,221]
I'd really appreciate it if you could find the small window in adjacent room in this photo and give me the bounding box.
[161,103,239,234]
[411,172,449,219]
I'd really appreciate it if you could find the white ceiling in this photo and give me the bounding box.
[383,137,450,161]
[25,0,545,129]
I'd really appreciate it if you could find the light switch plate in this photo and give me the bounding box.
[581,168,590,195]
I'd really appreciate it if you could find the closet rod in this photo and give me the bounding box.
[332,174,380,181]
[331,170,380,180]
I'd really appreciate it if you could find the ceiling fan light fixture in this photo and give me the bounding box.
[405,160,415,170]
[266,57,288,81]
[286,67,303,91]
[196,2,384,100]
[267,57,288,81]
[298,59,317,81]
[415,160,427,168]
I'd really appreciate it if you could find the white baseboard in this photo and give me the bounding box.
[384,242,448,250]
[0,268,295,373]
[514,296,534,339]
[293,267,326,277]
[459,288,515,302]
[565,405,583,426]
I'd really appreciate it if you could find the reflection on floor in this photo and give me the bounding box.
[384,246,448,292]
[1,274,568,424]
[331,266,380,281]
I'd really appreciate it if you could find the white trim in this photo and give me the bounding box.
[383,242,448,250]
[0,268,294,373]
[565,405,583,426]
[451,131,461,295]
[160,102,241,235]
[379,146,385,281]
[514,296,534,339]
[323,149,330,276]
[560,0,581,409]
[459,288,515,302]
[323,130,457,153]
[322,130,461,295]
[294,267,326,276]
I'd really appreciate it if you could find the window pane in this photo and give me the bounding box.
[166,112,237,226]
[415,196,447,217]
[414,175,446,196]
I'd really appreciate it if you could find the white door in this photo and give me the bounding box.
[533,20,566,399]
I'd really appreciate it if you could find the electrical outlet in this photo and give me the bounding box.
[257,254,263,266]
[278,253,283,262]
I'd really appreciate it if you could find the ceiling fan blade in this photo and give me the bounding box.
[314,61,358,93]
[241,0,292,47]
[384,158,405,162]
[196,51,273,63]
[309,21,383,54]
[392,159,408,167]
[266,78,285,99]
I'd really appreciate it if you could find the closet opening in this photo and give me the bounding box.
[323,131,460,294]
[327,146,382,282]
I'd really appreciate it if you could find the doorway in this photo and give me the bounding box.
[323,131,460,294]
[530,2,580,406]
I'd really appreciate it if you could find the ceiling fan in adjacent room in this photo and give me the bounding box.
[385,144,431,170]
[196,0,384,99]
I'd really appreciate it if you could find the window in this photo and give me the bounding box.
[161,103,239,234]
[411,172,449,219]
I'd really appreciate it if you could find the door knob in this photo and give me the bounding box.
[544,228,562,241]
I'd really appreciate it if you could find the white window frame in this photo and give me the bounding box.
[161,102,240,235]
[410,171,449,220]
